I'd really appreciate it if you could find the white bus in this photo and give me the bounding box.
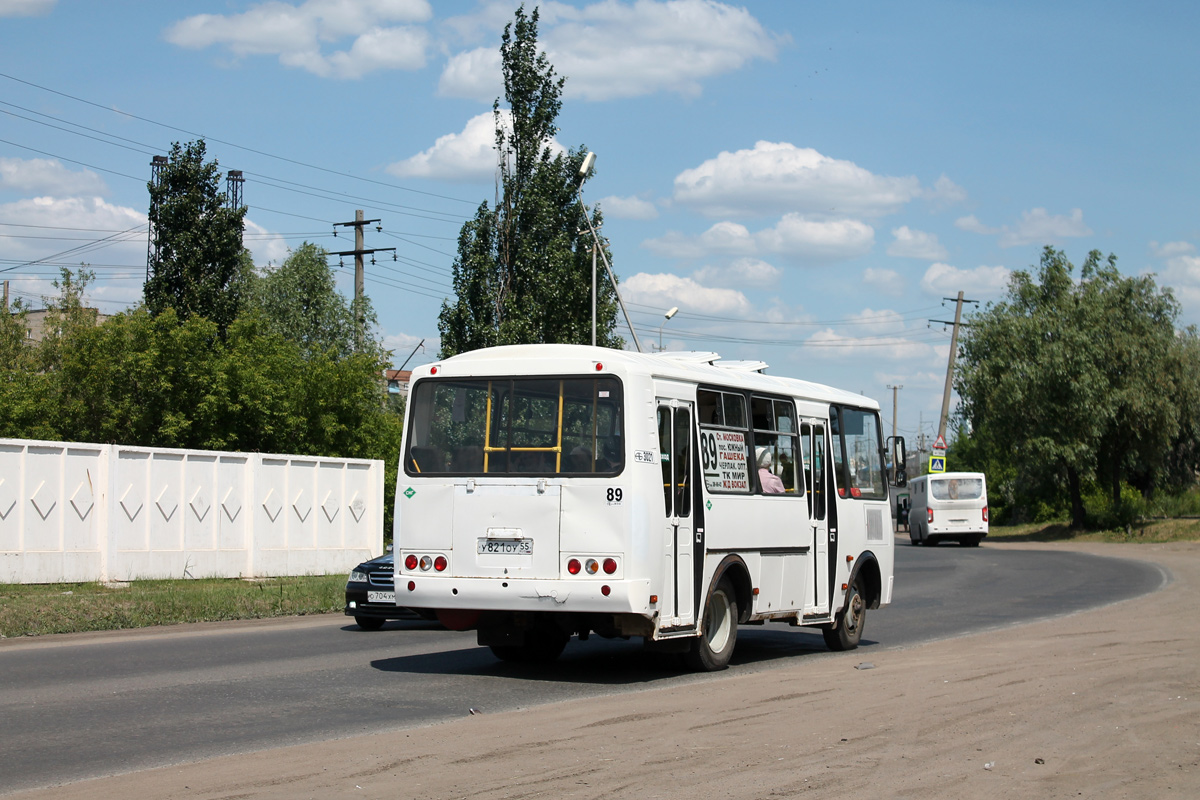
[394,344,906,670]
[907,472,988,547]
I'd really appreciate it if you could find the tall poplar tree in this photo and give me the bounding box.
[438,5,623,357]
[144,139,249,336]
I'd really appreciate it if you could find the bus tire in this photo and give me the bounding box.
[685,578,738,672]
[822,576,866,652]
[489,626,569,664]
[354,616,385,631]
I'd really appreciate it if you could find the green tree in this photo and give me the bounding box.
[144,139,249,335]
[956,247,1193,527]
[438,4,622,357]
[247,242,366,358]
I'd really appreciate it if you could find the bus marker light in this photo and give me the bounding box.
[850,487,862,498]
[430,366,438,375]
[585,559,599,574]
[847,555,854,563]
[405,554,418,571]
[601,585,611,596]
[602,558,617,575]
[567,558,582,575]
[752,587,760,596]
[595,362,604,371]
[650,594,658,604]
[841,583,848,591]
[407,581,415,591]
[434,555,447,572]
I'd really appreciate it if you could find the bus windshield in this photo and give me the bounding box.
[405,376,624,476]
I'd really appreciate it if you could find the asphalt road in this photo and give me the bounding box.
[0,539,1166,794]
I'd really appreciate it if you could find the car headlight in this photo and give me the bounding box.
[349,570,369,584]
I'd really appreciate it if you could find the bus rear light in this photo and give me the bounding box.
[404,554,418,571]
[434,555,448,572]
[601,585,611,596]
[407,580,415,591]
[595,362,604,371]
[602,558,617,575]
[567,558,582,575]
[585,559,600,575]
[419,555,433,571]
[983,506,989,522]
[927,508,934,523]
[430,366,438,375]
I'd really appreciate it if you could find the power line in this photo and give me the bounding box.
[0,70,478,206]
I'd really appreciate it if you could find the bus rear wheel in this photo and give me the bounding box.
[685,578,738,671]
[823,576,866,652]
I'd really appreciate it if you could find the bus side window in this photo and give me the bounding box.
[658,408,672,515]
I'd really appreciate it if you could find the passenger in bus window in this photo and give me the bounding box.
[756,447,785,494]
[569,445,593,473]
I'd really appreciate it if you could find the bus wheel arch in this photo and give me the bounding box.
[850,553,883,611]
[711,555,753,625]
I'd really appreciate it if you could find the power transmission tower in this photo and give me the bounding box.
[331,209,396,349]
[930,291,978,445]
[226,170,244,210]
[145,155,168,281]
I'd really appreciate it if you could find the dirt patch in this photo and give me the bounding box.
[9,541,1200,799]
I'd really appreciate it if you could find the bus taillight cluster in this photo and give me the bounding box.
[404,553,448,572]
[566,557,618,576]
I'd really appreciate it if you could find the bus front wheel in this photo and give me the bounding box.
[823,576,866,651]
[685,578,738,671]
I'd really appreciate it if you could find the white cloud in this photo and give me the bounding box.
[643,214,874,264]
[0,0,54,16]
[887,226,948,260]
[438,0,782,102]
[1152,241,1200,323]
[692,257,781,289]
[1151,240,1196,259]
[598,194,658,220]
[673,141,921,219]
[0,157,108,196]
[165,0,432,79]
[924,174,967,209]
[862,267,906,297]
[386,110,566,182]
[804,327,933,361]
[956,208,1092,248]
[621,271,754,316]
[0,196,146,262]
[920,262,1012,298]
[243,218,290,267]
[955,214,998,235]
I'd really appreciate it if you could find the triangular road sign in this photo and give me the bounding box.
[933,434,947,450]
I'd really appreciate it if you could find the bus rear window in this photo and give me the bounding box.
[930,477,984,501]
[405,376,623,476]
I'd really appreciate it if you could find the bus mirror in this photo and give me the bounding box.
[888,436,907,487]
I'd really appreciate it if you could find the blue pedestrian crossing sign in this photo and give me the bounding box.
[929,454,946,473]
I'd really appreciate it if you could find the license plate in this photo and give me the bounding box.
[478,538,533,555]
[367,591,395,604]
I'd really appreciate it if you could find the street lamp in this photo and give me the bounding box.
[659,306,679,351]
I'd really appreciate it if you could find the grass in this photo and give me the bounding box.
[987,517,1200,544]
[0,574,345,639]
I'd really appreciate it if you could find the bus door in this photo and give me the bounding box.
[801,420,829,615]
[657,397,695,629]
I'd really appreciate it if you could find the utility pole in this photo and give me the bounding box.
[331,210,395,349]
[3,279,8,311]
[930,291,977,445]
[886,384,903,438]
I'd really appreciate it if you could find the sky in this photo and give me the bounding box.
[2,0,1198,452]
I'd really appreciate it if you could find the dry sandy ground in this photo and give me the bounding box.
[11,541,1200,800]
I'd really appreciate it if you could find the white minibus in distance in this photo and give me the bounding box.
[907,471,988,547]
[393,344,907,670]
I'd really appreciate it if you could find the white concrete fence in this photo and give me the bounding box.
[0,438,384,584]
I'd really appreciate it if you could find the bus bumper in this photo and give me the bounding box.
[396,575,654,616]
